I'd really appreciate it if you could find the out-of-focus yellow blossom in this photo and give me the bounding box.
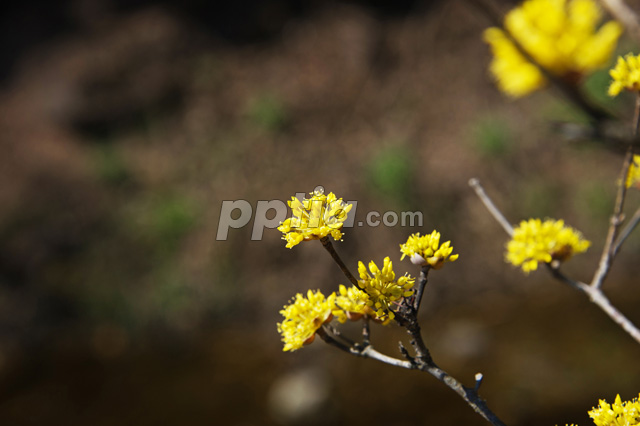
[506,218,591,273]
[277,187,352,248]
[484,28,547,97]
[400,230,459,269]
[609,54,640,96]
[357,257,415,321]
[277,290,336,352]
[484,0,623,97]
[626,155,640,189]
[333,284,373,323]
[588,394,640,426]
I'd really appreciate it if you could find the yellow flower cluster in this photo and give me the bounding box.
[277,290,336,352]
[588,394,640,426]
[484,0,622,97]
[400,230,459,269]
[506,218,591,273]
[357,257,415,321]
[278,187,352,248]
[333,284,372,323]
[278,284,395,351]
[609,54,640,96]
[627,155,640,189]
[276,192,458,350]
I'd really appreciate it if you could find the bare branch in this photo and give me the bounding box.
[613,207,640,254]
[412,265,432,312]
[469,178,514,236]
[320,237,359,286]
[586,287,640,344]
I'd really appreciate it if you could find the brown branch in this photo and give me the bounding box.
[398,270,505,426]
[412,265,432,312]
[319,315,506,426]
[320,237,359,286]
[613,206,640,255]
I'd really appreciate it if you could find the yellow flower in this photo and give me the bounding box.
[357,257,415,321]
[609,54,640,96]
[333,284,372,323]
[277,290,336,352]
[626,155,640,188]
[277,187,352,248]
[506,218,591,273]
[400,230,459,269]
[484,0,623,97]
[588,394,640,426]
[484,27,547,97]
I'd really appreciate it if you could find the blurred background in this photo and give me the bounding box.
[0,0,639,424]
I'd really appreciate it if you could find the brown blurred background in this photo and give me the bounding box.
[0,0,639,425]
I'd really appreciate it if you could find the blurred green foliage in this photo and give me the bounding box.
[149,196,198,252]
[516,179,561,219]
[583,68,623,110]
[92,143,130,185]
[574,180,613,222]
[127,194,199,256]
[541,96,591,125]
[149,266,193,321]
[84,284,136,326]
[365,145,414,206]
[470,116,512,158]
[246,93,288,132]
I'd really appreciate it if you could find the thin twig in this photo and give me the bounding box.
[469,178,514,236]
[316,326,355,352]
[613,207,640,255]
[323,323,362,349]
[545,263,590,292]
[474,373,484,393]
[412,265,432,312]
[591,93,640,288]
[317,326,412,368]
[320,237,359,286]
[586,287,640,343]
[362,316,371,346]
[591,154,630,288]
[546,267,640,344]
[417,360,505,426]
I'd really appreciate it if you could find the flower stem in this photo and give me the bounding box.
[320,237,358,286]
[362,316,371,346]
[412,265,431,312]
